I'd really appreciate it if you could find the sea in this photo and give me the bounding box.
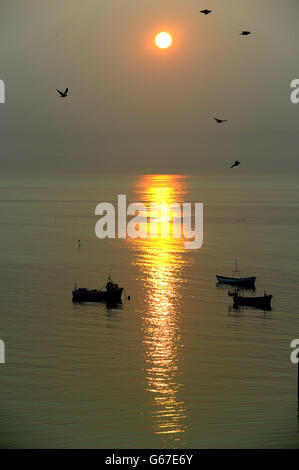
[0,172,299,448]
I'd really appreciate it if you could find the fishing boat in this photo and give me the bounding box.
[216,260,256,287]
[72,276,123,303]
[216,275,256,287]
[228,291,272,310]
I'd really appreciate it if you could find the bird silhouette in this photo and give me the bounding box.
[240,31,251,36]
[214,117,228,124]
[231,161,240,168]
[200,9,212,15]
[56,88,69,97]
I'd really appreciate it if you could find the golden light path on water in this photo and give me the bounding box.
[131,175,190,446]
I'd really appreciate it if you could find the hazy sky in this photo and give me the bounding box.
[0,0,299,176]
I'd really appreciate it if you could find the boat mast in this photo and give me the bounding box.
[233,259,242,278]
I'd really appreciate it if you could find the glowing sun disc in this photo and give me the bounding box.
[155,32,173,49]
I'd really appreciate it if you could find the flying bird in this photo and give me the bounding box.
[200,9,212,15]
[56,88,69,97]
[240,31,251,36]
[231,161,240,168]
[214,117,228,124]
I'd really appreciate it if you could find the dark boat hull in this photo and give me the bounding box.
[72,288,123,303]
[233,294,272,310]
[216,275,256,287]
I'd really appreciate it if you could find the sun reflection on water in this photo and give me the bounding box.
[131,175,189,446]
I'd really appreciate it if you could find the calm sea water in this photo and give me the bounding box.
[0,173,299,448]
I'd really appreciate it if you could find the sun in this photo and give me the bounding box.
[155,32,173,49]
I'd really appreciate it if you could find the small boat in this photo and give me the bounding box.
[229,291,272,310]
[216,275,256,287]
[216,260,256,287]
[72,276,123,303]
